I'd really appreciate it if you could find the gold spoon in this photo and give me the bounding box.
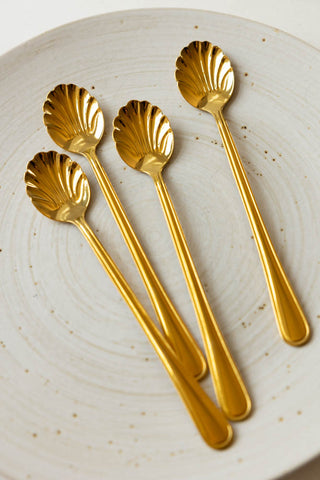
[175,41,310,346]
[43,84,206,379]
[24,151,232,449]
[113,100,251,421]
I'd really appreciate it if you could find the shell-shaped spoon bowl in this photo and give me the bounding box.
[176,41,234,114]
[43,84,104,154]
[113,100,174,176]
[25,151,90,223]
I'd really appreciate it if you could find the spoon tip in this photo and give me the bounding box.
[175,41,234,112]
[43,84,105,155]
[113,100,174,175]
[25,150,90,223]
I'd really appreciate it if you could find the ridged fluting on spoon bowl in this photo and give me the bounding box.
[25,151,90,221]
[113,100,174,169]
[43,84,104,152]
[176,41,234,108]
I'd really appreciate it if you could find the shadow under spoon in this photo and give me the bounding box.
[175,40,310,346]
[113,100,251,421]
[42,84,206,380]
[24,151,232,449]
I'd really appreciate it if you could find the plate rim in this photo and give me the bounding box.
[1,7,319,62]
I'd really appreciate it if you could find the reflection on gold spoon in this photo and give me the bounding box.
[113,100,251,421]
[43,84,206,379]
[176,41,310,346]
[25,151,232,449]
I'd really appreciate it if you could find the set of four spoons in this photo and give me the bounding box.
[25,41,310,449]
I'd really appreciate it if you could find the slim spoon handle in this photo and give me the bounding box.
[83,148,206,379]
[153,172,251,421]
[74,216,232,448]
[214,110,310,346]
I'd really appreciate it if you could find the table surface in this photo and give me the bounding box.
[0,1,319,479]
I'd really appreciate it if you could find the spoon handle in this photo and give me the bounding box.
[214,110,310,346]
[153,172,251,421]
[74,216,232,449]
[84,148,206,379]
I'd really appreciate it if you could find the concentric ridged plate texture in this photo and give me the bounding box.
[0,9,319,480]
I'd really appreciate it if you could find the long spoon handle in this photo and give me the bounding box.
[84,148,206,379]
[214,110,310,346]
[153,172,251,421]
[74,216,232,448]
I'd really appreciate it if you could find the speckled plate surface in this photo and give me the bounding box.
[0,8,320,480]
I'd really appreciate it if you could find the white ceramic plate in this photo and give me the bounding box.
[0,9,319,480]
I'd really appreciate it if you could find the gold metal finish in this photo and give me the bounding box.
[43,84,206,379]
[176,41,310,346]
[25,151,232,449]
[113,100,251,421]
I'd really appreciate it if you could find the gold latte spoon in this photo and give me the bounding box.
[24,151,232,449]
[43,84,206,379]
[175,41,310,346]
[113,100,251,421]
